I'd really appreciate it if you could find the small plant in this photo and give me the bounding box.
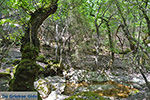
[65,91,110,100]
[36,55,46,62]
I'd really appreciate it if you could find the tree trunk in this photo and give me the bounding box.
[9,0,59,96]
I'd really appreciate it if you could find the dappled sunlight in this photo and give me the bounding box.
[94,80,139,98]
[63,80,139,98]
[0,0,150,100]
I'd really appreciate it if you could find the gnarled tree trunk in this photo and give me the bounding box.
[9,0,59,95]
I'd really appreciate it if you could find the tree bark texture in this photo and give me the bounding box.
[9,0,59,95]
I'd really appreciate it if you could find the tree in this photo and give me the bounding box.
[8,0,59,94]
[0,0,150,99]
[0,0,23,69]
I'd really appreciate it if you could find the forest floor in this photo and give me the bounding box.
[0,47,150,100]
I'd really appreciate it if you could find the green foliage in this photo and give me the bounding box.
[46,59,61,69]
[65,91,110,100]
[0,0,150,98]
[36,54,46,62]
[0,19,11,25]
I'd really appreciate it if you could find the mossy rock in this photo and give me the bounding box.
[65,91,110,100]
[0,72,11,91]
[46,59,59,65]
[35,78,53,98]
[9,59,42,91]
[0,72,11,78]
[40,60,63,77]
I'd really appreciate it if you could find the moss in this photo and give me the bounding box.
[36,54,46,62]
[93,80,139,98]
[5,68,11,73]
[21,43,39,59]
[11,64,19,78]
[46,60,53,65]
[115,48,131,54]
[0,72,11,79]
[35,78,53,98]
[40,60,63,77]
[46,59,61,69]
[9,59,41,91]
[65,91,110,100]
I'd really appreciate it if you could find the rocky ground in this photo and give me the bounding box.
[0,47,150,100]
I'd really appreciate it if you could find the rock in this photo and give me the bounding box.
[0,72,11,78]
[0,72,11,91]
[65,69,108,83]
[44,91,68,100]
[35,76,66,99]
[7,48,21,59]
[34,78,52,98]
[132,83,143,90]
[126,90,150,100]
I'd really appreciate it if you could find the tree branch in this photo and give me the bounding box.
[0,0,5,7]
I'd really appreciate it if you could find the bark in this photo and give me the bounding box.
[107,23,114,62]
[137,0,150,36]
[9,1,59,98]
[115,0,136,51]
[100,16,114,63]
